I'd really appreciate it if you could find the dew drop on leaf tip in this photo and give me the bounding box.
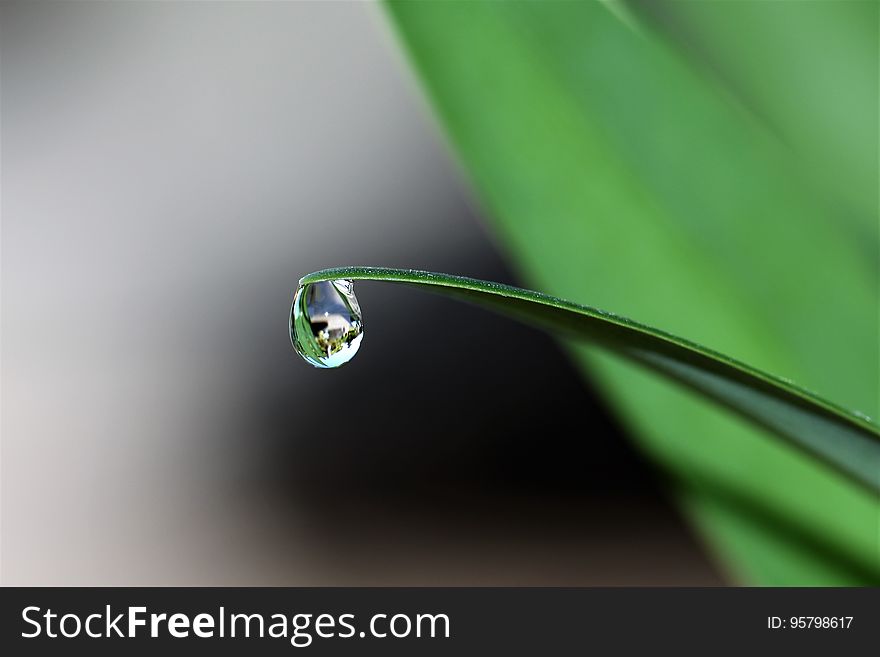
[290,279,363,369]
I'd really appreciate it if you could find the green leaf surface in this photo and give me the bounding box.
[300,266,880,498]
[385,0,879,584]
[624,0,879,235]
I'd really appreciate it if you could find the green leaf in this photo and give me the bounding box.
[385,0,879,584]
[624,0,879,234]
[300,266,880,498]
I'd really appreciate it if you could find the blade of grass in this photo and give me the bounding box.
[299,266,880,496]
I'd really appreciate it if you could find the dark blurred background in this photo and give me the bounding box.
[1,1,721,584]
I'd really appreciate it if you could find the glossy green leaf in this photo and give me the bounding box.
[385,0,879,584]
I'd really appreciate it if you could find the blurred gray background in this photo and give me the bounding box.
[1,1,721,585]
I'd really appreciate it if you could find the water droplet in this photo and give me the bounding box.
[290,279,363,368]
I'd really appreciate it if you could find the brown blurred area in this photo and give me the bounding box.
[0,1,723,586]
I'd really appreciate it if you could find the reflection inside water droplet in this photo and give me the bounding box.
[290,279,363,368]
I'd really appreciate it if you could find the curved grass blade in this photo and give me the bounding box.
[299,266,880,496]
